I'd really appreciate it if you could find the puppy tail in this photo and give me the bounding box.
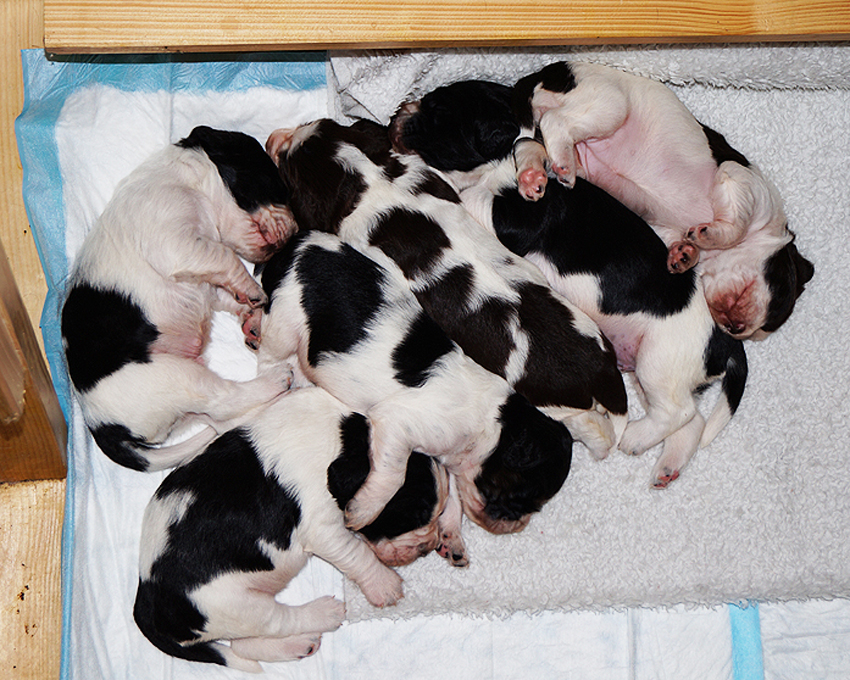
[700,336,748,448]
[92,424,219,472]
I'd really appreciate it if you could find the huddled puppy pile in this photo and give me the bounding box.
[62,61,813,671]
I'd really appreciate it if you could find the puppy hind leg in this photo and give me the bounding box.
[436,473,469,567]
[650,410,705,489]
[513,137,549,201]
[230,633,324,664]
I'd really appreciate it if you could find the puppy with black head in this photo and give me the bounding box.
[62,126,295,472]
[266,119,627,462]
[392,65,814,340]
[259,229,573,536]
[135,385,452,672]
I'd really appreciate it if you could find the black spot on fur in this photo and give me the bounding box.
[327,414,438,542]
[703,326,748,414]
[90,423,151,471]
[134,429,301,666]
[700,124,751,168]
[761,238,815,333]
[177,126,289,212]
[368,207,452,280]
[492,178,697,317]
[412,169,462,204]
[277,121,367,234]
[62,283,159,393]
[393,81,520,171]
[392,312,456,388]
[414,265,515,378]
[513,62,578,129]
[475,393,572,521]
[513,282,627,415]
[284,236,386,368]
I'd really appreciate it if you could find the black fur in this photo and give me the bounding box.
[90,423,151,472]
[391,312,456,388]
[134,428,301,666]
[368,207,452,280]
[761,239,815,333]
[327,413,440,543]
[476,393,573,521]
[264,233,387,368]
[492,179,698,318]
[177,125,290,212]
[61,283,159,393]
[703,326,748,415]
[512,62,578,129]
[395,80,520,172]
[700,124,751,168]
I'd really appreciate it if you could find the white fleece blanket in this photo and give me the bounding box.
[325,44,850,622]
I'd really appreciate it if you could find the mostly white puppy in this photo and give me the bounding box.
[259,229,573,536]
[266,119,628,461]
[392,65,814,340]
[135,386,450,672]
[61,126,295,471]
[512,61,814,338]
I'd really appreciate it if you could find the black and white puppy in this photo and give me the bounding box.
[259,229,573,535]
[135,386,450,672]
[61,126,295,471]
[390,80,749,486]
[266,119,627,461]
[462,161,748,487]
[392,66,814,340]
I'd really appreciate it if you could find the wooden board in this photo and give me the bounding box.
[43,0,850,54]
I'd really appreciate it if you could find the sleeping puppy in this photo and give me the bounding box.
[461,160,748,488]
[266,118,627,462]
[511,61,814,339]
[392,68,814,339]
[135,385,450,672]
[258,229,573,535]
[61,126,296,471]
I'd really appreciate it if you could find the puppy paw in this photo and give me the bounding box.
[651,466,680,489]
[517,167,548,201]
[306,595,346,632]
[667,241,700,273]
[437,534,469,568]
[344,497,383,532]
[241,308,263,350]
[360,566,404,608]
[231,632,323,662]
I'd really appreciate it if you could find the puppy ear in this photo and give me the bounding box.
[789,241,815,290]
[496,393,573,470]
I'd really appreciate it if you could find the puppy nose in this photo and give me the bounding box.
[725,321,746,335]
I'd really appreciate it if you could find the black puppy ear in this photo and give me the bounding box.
[497,393,572,469]
[789,241,815,290]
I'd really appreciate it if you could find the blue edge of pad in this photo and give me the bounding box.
[15,48,327,680]
[16,48,766,679]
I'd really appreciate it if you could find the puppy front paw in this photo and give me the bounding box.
[241,308,263,350]
[437,532,469,568]
[667,242,700,273]
[344,495,384,532]
[360,566,404,608]
[517,166,548,201]
[651,466,680,489]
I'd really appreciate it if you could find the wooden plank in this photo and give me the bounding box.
[43,0,850,54]
[0,236,67,483]
[0,479,65,680]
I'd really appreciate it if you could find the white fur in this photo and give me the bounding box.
[259,230,519,542]
[520,61,793,338]
[65,141,295,470]
[138,387,416,672]
[267,125,627,459]
[463,162,741,489]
